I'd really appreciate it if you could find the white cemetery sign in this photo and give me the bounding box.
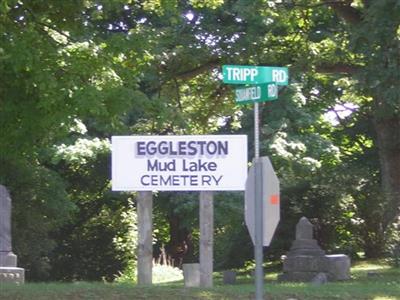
[112,135,248,191]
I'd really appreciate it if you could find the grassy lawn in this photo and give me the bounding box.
[0,260,399,299]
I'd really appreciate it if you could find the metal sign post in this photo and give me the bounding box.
[254,103,260,159]
[254,102,264,300]
[245,155,280,300]
[222,64,287,300]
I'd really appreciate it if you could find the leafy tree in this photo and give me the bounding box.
[143,0,400,258]
[48,139,137,281]
[0,0,136,280]
[0,159,74,280]
[0,1,134,160]
[2,0,398,281]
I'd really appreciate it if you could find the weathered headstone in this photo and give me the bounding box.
[183,263,200,287]
[311,272,328,286]
[325,254,351,280]
[279,217,350,282]
[223,270,237,285]
[287,217,325,257]
[0,185,25,284]
[367,271,380,278]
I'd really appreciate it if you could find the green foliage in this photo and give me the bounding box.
[113,198,138,268]
[153,192,200,265]
[51,137,110,166]
[116,263,183,284]
[0,0,138,281]
[0,159,74,280]
[1,0,399,281]
[0,1,134,161]
[152,263,183,283]
[47,137,137,281]
[213,192,253,270]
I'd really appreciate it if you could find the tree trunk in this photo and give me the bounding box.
[363,221,386,258]
[166,215,195,268]
[373,113,400,230]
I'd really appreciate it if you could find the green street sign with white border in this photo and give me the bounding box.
[235,83,278,104]
[223,65,289,85]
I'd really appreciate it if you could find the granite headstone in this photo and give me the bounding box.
[223,270,237,285]
[279,217,350,282]
[183,263,200,287]
[0,185,25,284]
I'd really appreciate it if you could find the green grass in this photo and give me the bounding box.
[0,260,399,299]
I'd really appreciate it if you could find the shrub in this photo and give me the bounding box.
[115,263,183,284]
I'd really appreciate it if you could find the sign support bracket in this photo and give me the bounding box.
[137,191,153,285]
[200,191,214,287]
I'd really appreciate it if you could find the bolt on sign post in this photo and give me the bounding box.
[222,65,288,300]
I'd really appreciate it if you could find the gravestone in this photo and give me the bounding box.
[182,263,200,287]
[279,217,350,282]
[287,217,326,257]
[223,270,237,285]
[0,185,25,284]
[311,272,328,286]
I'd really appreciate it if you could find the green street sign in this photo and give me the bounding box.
[235,83,278,104]
[222,65,289,85]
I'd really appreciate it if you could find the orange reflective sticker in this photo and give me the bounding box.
[270,194,279,205]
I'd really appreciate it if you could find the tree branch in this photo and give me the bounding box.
[328,1,363,25]
[280,1,362,25]
[175,58,221,80]
[173,78,183,112]
[316,63,361,75]
[25,7,77,45]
